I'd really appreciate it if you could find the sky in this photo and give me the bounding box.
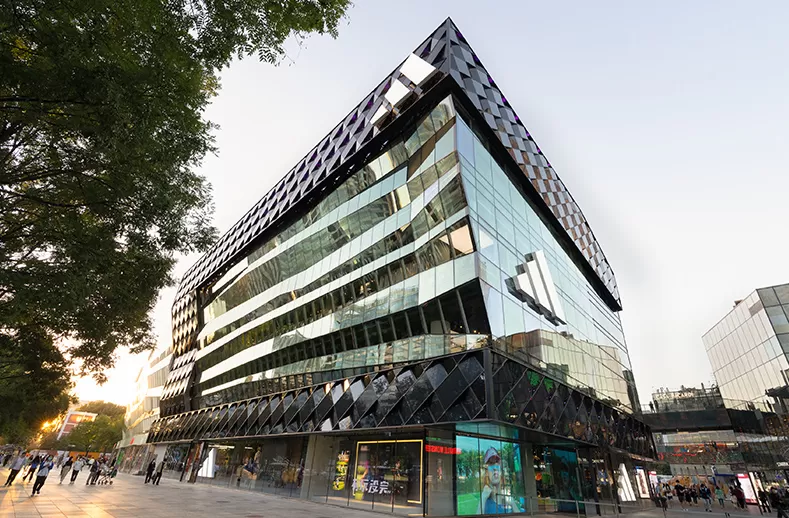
[75,1,789,407]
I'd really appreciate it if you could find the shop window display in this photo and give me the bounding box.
[351,439,423,514]
[161,444,189,480]
[456,435,526,515]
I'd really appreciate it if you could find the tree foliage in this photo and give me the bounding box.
[0,327,73,444]
[62,415,123,453]
[76,401,126,418]
[0,0,350,440]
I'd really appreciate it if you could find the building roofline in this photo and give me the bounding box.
[174,17,622,311]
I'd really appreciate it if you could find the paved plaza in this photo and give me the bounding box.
[0,468,378,518]
[0,466,770,518]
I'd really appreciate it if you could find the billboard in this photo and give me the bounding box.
[456,436,525,515]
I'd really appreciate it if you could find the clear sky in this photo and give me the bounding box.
[76,1,789,406]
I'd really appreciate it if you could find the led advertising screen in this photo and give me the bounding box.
[456,436,526,515]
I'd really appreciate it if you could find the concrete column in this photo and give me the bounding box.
[300,435,337,500]
[522,443,537,498]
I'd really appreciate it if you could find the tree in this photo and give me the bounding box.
[37,429,64,450]
[0,0,351,439]
[77,401,125,419]
[63,415,123,453]
[0,327,73,444]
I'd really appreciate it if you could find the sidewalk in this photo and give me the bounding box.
[0,467,376,518]
[0,465,771,518]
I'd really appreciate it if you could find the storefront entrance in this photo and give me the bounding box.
[162,423,649,516]
[303,434,424,515]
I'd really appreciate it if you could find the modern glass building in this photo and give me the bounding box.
[147,19,654,515]
[703,284,789,409]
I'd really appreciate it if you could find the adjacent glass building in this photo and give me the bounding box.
[147,19,654,515]
[702,284,789,409]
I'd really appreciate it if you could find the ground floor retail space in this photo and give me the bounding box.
[145,422,653,516]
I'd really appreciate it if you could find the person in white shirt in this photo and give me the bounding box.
[3,452,27,486]
[70,457,85,484]
[153,459,165,485]
[31,456,54,496]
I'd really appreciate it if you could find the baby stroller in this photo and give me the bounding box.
[97,465,118,485]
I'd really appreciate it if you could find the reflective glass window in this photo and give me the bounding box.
[422,299,445,334]
[767,306,789,334]
[407,307,425,336]
[776,285,789,305]
[447,220,474,257]
[457,117,475,164]
[439,291,467,334]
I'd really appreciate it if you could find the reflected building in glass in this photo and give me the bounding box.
[147,18,654,515]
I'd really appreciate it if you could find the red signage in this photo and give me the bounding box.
[425,444,461,455]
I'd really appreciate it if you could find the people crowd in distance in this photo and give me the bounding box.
[655,480,789,516]
[1,451,117,496]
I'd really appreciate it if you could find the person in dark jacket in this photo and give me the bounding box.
[770,488,786,518]
[22,455,41,482]
[758,488,771,513]
[86,458,101,485]
[700,484,712,512]
[731,485,746,509]
[676,483,686,509]
[145,458,156,484]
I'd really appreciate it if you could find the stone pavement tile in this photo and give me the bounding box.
[2,468,389,518]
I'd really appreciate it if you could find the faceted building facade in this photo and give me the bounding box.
[148,19,654,515]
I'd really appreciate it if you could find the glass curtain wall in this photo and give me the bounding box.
[703,289,789,405]
[190,96,481,411]
[455,110,637,413]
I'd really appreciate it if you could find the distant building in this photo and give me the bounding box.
[644,382,789,490]
[55,410,97,440]
[702,283,789,411]
[651,385,724,413]
[116,346,171,473]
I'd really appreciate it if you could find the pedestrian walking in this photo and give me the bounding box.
[676,483,687,510]
[86,458,101,485]
[737,486,746,510]
[700,484,712,512]
[93,458,106,485]
[691,485,699,506]
[145,458,156,484]
[731,485,746,509]
[758,488,771,513]
[58,457,73,484]
[770,488,785,518]
[153,458,165,485]
[70,457,84,484]
[715,486,725,508]
[31,456,54,496]
[22,455,41,483]
[3,452,28,486]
